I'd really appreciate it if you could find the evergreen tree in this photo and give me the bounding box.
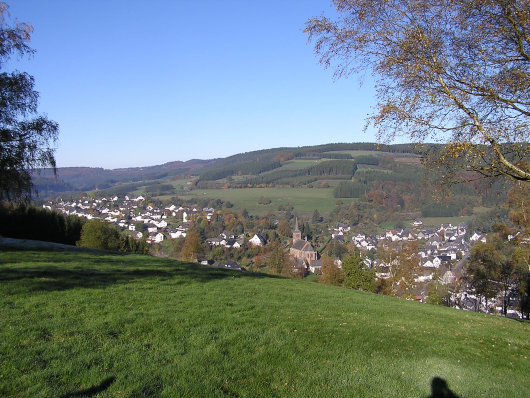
[342,253,376,292]
[312,209,322,224]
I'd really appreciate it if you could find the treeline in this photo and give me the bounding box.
[224,160,357,187]
[98,180,161,197]
[144,183,176,196]
[205,143,422,171]
[0,204,84,245]
[288,153,380,164]
[334,181,369,198]
[99,180,182,198]
[232,169,305,187]
[292,143,423,157]
[0,204,149,254]
[355,165,423,184]
[198,160,281,181]
[321,153,352,159]
[354,155,380,165]
[33,162,196,194]
[421,202,466,217]
[306,160,357,176]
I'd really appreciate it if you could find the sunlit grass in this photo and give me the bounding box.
[1,249,528,397]
[176,187,353,216]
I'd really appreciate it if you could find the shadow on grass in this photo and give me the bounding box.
[0,249,279,293]
[60,376,116,397]
[425,377,460,398]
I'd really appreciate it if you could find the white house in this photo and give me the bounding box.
[413,219,423,227]
[155,220,168,228]
[223,239,243,249]
[331,230,344,239]
[421,259,437,268]
[206,238,222,246]
[153,233,164,243]
[249,234,265,246]
[353,233,365,242]
[170,230,187,239]
[415,274,433,283]
[470,232,486,243]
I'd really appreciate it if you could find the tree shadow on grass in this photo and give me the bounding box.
[60,376,116,398]
[0,249,280,293]
[425,377,460,398]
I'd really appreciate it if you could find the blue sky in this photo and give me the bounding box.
[7,1,377,169]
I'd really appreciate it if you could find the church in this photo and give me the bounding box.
[289,218,318,264]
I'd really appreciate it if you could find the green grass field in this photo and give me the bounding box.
[416,216,475,227]
[176,187,353,216]
[323,150,382,157]
[276,159,322,170]
[1,249,528,397]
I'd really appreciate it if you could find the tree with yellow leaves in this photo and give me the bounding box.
[306,0,529,182]
[180,229,202,262]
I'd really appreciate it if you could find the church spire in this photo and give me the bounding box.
[293,217,302,242]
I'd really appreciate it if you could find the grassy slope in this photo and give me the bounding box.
[1,250,528,397]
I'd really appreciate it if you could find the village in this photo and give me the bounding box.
[42,194,508,312]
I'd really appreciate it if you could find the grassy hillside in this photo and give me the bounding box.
[1,249,528,397]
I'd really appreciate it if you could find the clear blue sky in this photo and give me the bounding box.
[7,1,378,169]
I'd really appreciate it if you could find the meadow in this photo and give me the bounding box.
[1,249,528,397]
[176,186,354,216]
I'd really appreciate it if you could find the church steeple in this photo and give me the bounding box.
[293,217,302,242]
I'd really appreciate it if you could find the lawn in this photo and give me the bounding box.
[1,249,528,397]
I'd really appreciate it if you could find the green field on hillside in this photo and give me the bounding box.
[418,216,475,227]
[1,249,528,397]
[276,159,322,170]
[324,150,382,157]
[176,187,353,216]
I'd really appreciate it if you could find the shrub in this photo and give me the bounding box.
[77,219,121,251]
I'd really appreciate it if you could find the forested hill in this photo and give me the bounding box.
[32,159,213,195]
[31,142,429,197]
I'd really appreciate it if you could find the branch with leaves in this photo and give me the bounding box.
[306,0,529,182]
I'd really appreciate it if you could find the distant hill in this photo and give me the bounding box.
[32,143,425,198]
[31,142,510,227]
[32,158,213,196]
